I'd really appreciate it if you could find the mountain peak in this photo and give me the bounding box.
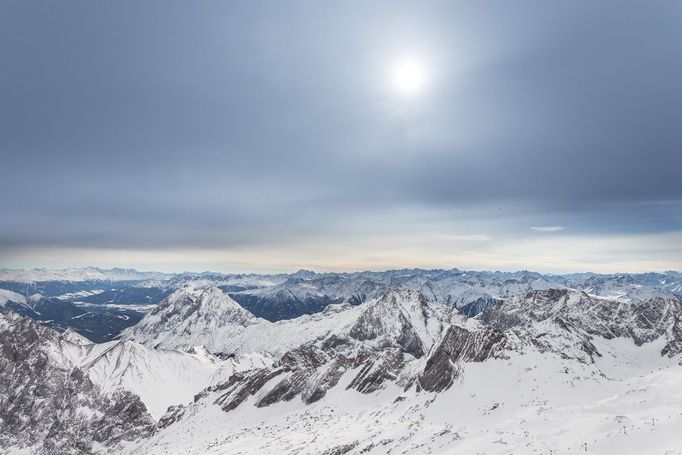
[120,284,259,354]
[349,289,449,358]
[291,269,316,279]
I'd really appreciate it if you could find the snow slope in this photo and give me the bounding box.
[0,296,276,421]
[68,340,273,419]
[3,271,682,455]
[116,286,682,454]
[123,336,682,455]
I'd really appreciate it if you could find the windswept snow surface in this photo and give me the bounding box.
[124,337,682,455]
[116,286,682,454]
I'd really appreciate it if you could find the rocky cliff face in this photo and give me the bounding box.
[418,325,506,392]
[480,289,682,358]
[0,308,155,454]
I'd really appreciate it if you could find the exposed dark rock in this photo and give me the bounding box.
[347,349,405,393]
[480,290,682,359]
[158,405,186,429]
[349,290,433,358]
[460,295,503,317]
[229,291,344,321]
[212,368,286,412]
[419,325,506,392]
[662,313,682,357]
[321,441,359,455]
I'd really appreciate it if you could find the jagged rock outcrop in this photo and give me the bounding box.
[347,348,405,393]
[419,325,506,392]
[0,308,155,454]
[662,313,682,357]
[480,289,682,358]
[138,287,682,428]
[348,290,443,358]
[155,290,473,422]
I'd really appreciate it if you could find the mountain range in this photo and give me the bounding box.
[1,267,682,454]
[2,267,681,342]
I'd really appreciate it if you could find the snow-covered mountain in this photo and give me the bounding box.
[564,271,682,301]
[2,267,681,338]
[0,267,173,283]
[0,305,275,430]
[123,285,459,357]
[485,288,682,350]
[127,333,682,455]
[121,286,682,454]
[70,339,274,419]
[122,284,682,409]
[224,268,566,321]
[227,268,682,321]
[2,268,682,454]
[121,285,264,355]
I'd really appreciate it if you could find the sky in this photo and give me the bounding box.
[1,0,681,274]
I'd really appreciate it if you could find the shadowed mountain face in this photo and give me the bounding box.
[228,291,346,321]
[0,291,145,343]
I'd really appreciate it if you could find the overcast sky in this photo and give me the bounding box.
[1,1,681,273]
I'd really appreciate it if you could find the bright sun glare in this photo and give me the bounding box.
[391,58,428,96]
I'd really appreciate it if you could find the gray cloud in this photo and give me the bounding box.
[1,1,680,271]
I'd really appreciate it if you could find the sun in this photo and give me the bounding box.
[391,58,428,96]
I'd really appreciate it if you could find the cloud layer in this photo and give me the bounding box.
[1,1,681,272]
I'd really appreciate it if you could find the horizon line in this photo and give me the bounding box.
[1,265,680,277]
